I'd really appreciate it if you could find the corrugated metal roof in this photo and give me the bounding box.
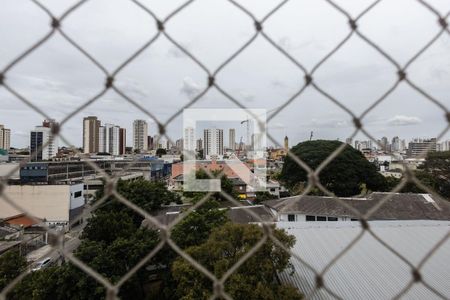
[277,221,450,300]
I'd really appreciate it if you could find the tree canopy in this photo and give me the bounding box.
[183,169,237,201]
[0,251,27,290]
[281,140,387,196]
[415,151,450,198]
[156,148,167,157]
[172,223,302,300]
[171,200,228,249]
[391,151,450,199]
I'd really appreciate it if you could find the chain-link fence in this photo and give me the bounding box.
[0,0,449,299]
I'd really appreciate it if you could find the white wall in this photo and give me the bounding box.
[69,183,84,210]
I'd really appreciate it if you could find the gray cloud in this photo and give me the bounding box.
[310,118,350,128]
[387,115,422,127]
[180,77,202,99]
[239,91,255,102]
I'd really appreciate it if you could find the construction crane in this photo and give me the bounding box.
[310,131,314,141]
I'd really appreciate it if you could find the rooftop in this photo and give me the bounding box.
[277,220,450,300]
[263,192,450,220]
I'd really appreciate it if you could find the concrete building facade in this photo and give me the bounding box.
[229,128,236,150]
[183,127,195,154]
[83,116,100,154]
[99,124,120,155]
[0,125,11,150]
[30,126,58,161]
[0,184,84,229]
[133,120,148,152]
[203,128,223,159]
[408,138,437,157]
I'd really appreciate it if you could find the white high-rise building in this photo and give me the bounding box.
[183,127,195,154]
[99,124,120,155]
[133,120,148,152]
[203,128,223,159]
[30,126,58,161]
[391,136,400,152]
[229,128,236,150]
[0,125,11,150]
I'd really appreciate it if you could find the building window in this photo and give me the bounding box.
[317,216,326,221]
[351,218,359,221]
[306,215,315,221]
[74,191,82,198]
[288,214,295,222]
[328,217,338,221]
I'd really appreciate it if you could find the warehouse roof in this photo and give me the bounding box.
[263,192,450,220]
[277,221,450,300]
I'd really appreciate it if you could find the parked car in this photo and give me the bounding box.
[31,257,52,272]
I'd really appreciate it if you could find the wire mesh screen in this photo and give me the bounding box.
[0,0,449,299]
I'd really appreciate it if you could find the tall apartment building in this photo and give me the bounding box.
[391,136,400,152]
[153,134,162,149]
[203,128,223,159]
[99,124,120,155]
[119,128,126,155]
[407,138,437,157]
[0,125,11,150]
[229,128,236,150]
[175,138,183,151]
[196,138,203,151]
[30,126,58,161]
[183,127,195,153]
[147,136,154,150]
[83,116,100,154]
[354,140,373,151]
[133,120,148,152]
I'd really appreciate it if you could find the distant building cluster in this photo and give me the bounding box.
[83,116,126,155]
[350,136,447,158]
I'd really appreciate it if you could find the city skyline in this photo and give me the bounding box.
[1,1,449,149]
[2,116,450,151]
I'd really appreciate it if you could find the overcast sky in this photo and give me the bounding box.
[1,0,449,148]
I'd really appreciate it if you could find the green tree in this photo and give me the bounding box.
[10,228,161,300]
[82,210,136,243]
[0,250,27,290]
[254,191,277,204]
[156,148,167,157]
[172,223,302,300]
[184,169,237,201]
[171,200,228,249]
[413,151,450,198]
[281,140,387,196]
[96,179,181,225]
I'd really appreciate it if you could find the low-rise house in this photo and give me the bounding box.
[229,178,247,199]
[266,180,281,198]
[263,192,450,222]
